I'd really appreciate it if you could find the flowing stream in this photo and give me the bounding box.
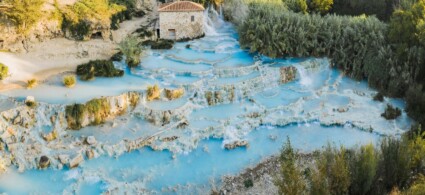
[0,8,413,194]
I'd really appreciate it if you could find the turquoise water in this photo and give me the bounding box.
[0,9,413,194]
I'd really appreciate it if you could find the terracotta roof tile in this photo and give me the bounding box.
[159,1,204,12]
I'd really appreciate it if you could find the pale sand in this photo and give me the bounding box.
[0,11,156,92]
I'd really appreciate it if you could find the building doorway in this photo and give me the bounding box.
[168,29,176,40]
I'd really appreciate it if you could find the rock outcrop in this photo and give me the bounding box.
[65,92,141,130]
[280,66,297,84]
[224,140,249,150]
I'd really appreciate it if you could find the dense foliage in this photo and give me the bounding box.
[59,0,125,40]
[76,60,124,81]
[118,35,144,67]
[238,3,386,80]
[226,0,425,126]
[0,63,8,81]
[331,0,400,21]
[276,126,425,195]
[3,0,45,34]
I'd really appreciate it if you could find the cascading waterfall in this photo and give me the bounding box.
[295,65,313,87]
[203,5,225,36]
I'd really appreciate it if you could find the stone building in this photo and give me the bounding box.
[158,1,204,40]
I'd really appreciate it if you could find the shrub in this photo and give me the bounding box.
[309,0,334,14]
[85,98,110,125]
[63,75,76,88]
[25,96,37,108]
[26,79,37,89]
[244,179,254,188]
[165,88,184,100]
[76,60,124,81]
[406,85,425,126]
[118,35,144,67]
[0,63,8,80]
[405,174,425,195]
[110,52,124,61]
[60,0,125,40]
[379,137,410,191]
[150,39,174,50]
[65,103,86,130]
[284,0,308,14]
[381,104,402,120]
[349,144,378,195]
[274,137,306,195]
[147,84,160,101]
[3,0,45,34]
[65,97,111,130]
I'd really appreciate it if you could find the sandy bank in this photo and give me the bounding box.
[0,11,156,92]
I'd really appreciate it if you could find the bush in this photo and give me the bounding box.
[27,79,37,89]
[284,0,308,14]
[63,75,76,88]
[244,179,254,188]
[76,60,124,81]
[0,63,8,80]
[274,137,306,195]
[60,0,125,40]
[118,35,144,67]
[150,39,174,50]
[406,85,425,126]
[110,52,124,61]
[3,0,45,34]
[25,96,37,108]
[65,103,86,130]
[381,104,402,120]
[65,97,111,130]
[349,144,378,195]
[147,84,160,101]
[165,88,184,100]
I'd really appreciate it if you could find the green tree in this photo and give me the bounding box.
[118,35,144,67]
[349,144,378,195]
[275,137,307,195]
[310,0,334,14]
[3,0,45,34]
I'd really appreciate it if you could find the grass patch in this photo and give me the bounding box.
[147,84,160,101]
[26,79,37,89]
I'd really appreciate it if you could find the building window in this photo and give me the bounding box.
[168,29,176,39]
[191,16,195,22]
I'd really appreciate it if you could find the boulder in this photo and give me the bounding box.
[280,66,297,84]
[42,130,57,142]
[161,136,179,142]
[86,149,94,159]
[38,156,50,169]
[86,136,97,145]
[58,154,70,164]
[69,154,84,168]
[224,140,249,150]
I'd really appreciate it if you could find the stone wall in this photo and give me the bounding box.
[159,11,204,40]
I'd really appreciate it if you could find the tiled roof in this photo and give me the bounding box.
[159,1,204,12]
